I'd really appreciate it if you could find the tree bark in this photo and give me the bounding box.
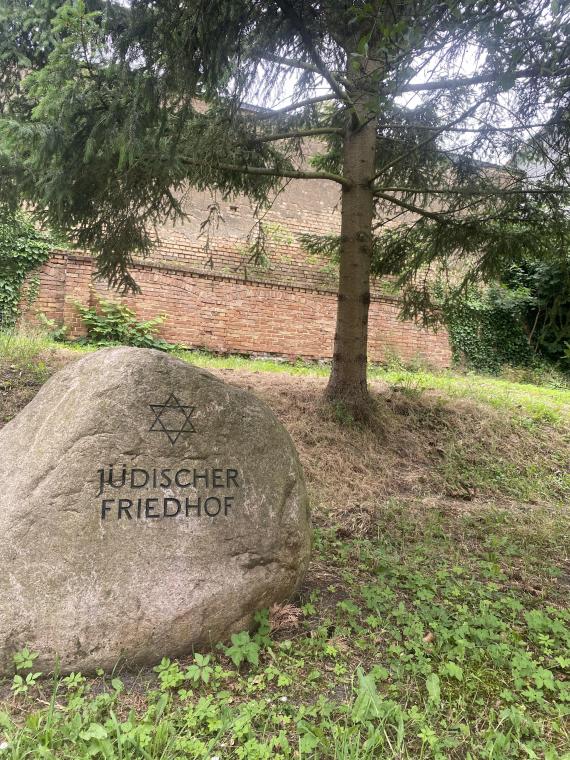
[325,114,377,416]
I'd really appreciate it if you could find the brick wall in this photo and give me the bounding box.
[18,135,452,367]
[25,251,452,367]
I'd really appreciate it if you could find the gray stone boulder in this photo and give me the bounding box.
[0,347,310,675]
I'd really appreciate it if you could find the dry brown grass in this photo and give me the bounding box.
[214,369,569,516]
[2,349,568,519]
[268,603,302,634]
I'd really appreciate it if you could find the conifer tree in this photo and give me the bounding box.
[2,0,570,414]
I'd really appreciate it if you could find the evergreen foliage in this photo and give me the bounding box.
[2,0,570,404]
[441,260,570,372]
[504,259,570,365]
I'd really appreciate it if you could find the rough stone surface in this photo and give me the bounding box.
[0,347,310,674]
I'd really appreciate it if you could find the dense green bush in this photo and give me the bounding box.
[0,213,51,328]
[75,296,171,350]
[444,258,570,374]
[503,260,570,365]
[444,286,535,374]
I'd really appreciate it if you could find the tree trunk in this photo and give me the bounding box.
[325,115,377,417]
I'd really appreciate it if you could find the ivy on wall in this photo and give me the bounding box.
[445,262,570,373]
[0,213,51,328]
[444,286,534,373]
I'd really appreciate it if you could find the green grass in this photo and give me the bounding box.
[1,332,569,758]
[1,506,569,759]
[381,368,570,423]
[3,333,569,420]
[173,349,570,423]
[0,331,56,381]
[173,347,332,376]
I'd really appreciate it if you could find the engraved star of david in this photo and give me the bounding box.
[148,393,196,445]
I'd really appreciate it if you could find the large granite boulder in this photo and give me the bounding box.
[0,347,310,674]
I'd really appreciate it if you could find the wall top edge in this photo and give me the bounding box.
[46,249,402,304]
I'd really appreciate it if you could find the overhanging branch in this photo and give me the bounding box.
[183,158,351,187]
[373,190,443,221]
[256,127,344,142]
[275,0,354,112]
[373,99,486,182]
[261,54,321,75]
[375,186,570,196]
[398,65,570,93]
[261,54,350,87]
[376,120,569,134]
[254,94,337,119]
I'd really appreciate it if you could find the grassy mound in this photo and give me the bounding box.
[0,334,569,759]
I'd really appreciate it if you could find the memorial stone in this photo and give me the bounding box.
[0,347,310,674]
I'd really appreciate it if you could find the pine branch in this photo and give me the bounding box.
[260,54,321,74]
[376,120,569,134]
[261,53,351,87]
[373,99,486,182]
[254,94,337,119]
[373,190,443,221]
[182,158,351,187]
[375,186,570,196]
[274,0,354,111]
[255,127,344,142]
[398,64,570,93]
